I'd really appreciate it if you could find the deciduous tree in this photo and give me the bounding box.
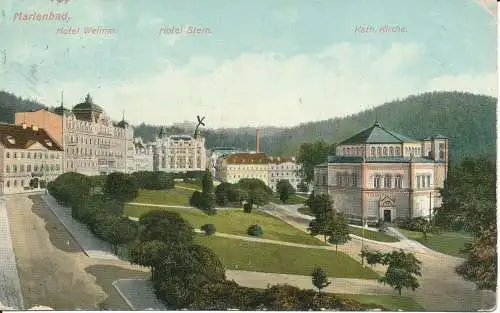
[276,179,296,204]
[311,267,331,294]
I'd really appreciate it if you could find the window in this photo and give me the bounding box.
[371,147,375,156]
[395,147,400,156]
[21,152,24,158]
[5,152,9,158]
[384,175,392,188]
[6,181,10,187]
[13,165,17,173]
[377,147,382,156]
[20,165,24,172]
[337,173,342,186]
[351,173,357,187]
[13,152,17,158]
[322,175,327,185]
[383,147,388,156]
[343,148,346,155]
[5,165,10,173]
[374,175,381,188]
[439,143,445,160]
[427,175,431,187]
[389,147,394,156]
[395,175,402,188]
[27,152,31,159]
[27,165,31,172]
[417,176,421,188]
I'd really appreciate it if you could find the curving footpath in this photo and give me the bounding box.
[262,203,496,311]
[0,197,24,310]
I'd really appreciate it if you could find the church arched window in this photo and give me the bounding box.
[377,147,382,156]
[395,147,400,156]
[389,147,394,156]
[383,147,388,156]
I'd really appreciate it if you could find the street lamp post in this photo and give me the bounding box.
[361,216,365,266]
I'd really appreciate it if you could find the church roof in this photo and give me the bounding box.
[72,94,104,113]
[338,121,418,145]
[115,119,129,128]
[54,105,72,116]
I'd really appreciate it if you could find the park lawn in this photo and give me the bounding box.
[270,193,306,205]
[195,234,378,279]
[397,228,472,258]
[124,204,325,246]
[336,294,424,311]
[348,226,399,242]
[175,182,202,190]
[131,188,193,206]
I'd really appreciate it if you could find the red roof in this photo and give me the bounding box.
[0,123,63,151]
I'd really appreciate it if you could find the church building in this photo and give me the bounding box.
[313,121,448,224]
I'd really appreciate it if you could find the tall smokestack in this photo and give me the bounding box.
[256,128,260,153]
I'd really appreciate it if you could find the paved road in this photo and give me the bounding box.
[6,194,148,310]
[261,203,496,311]
[0,197,24,310]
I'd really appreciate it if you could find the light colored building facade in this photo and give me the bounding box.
[314,121,448,224]
[268,156,301,191]
[0,123,63,195]
[133,137,154,172]
[217,152,270,185]
[208,147,243,178]
[15,94,135,176]
[153,135,207,173]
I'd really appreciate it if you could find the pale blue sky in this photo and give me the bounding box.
[0,0,497,127]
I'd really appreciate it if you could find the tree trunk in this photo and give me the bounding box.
[324,235,327,243]
[335,244,338,252]
[423,231,427,241]
[398,288,402,296]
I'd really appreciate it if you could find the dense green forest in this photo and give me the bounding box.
[1,90,496,161]
[0,91,46,123]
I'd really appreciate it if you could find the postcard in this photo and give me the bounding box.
[0,0,497,311]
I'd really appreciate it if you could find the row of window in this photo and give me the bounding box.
[5,151,60,159]
[4,180,40,188]
[417,175,432,188]
[271,172,299,177]
[269,165,299,170]
[336,172,359,187]
[67,147,124,158]
[5,163,61,173]
[65,119,127,137]
[341,146,424,157]
[373,175,403,189]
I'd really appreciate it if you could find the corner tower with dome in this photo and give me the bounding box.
[313,121,448,225]
[14,93,135,176]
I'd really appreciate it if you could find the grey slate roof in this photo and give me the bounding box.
[338,121,419,145]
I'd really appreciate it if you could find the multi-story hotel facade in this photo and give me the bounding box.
[268,156,301,191]
[134,137,154,172]
[217,152,270,185]
[313,121,448,224]
[15,94,135,176]
[0,124,63,195]
[152,135,207,173]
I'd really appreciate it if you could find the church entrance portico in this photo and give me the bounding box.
[379,195,396,223]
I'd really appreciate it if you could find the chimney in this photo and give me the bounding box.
[32,125,39,131]
[256,128,260,153]
[22,123,27,129]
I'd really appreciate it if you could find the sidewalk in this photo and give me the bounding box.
[41,195,118,260]
[0,198,24,310]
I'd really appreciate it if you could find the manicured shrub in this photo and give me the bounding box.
[201,223,216,235]
[247,224,263,237]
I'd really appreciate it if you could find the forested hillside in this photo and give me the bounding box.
[257,91,496,161]
[0,91,45,123]
[1,90,496,161]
